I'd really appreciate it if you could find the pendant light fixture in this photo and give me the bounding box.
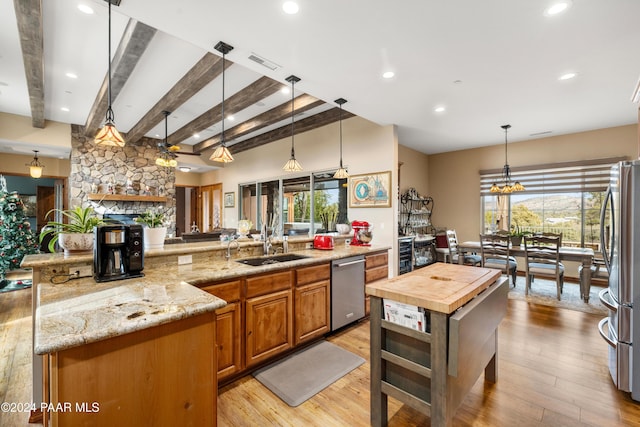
[95,0,125,147]
[282,75,303,172]
[27,150,44,178]
[155,111,178,168]
[490,124,525,193]
[333,98,349,179]
[209,41,235,163]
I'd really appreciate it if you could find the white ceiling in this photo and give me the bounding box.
[1,0,639,169]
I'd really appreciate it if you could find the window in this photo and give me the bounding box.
[239,169,347,237]
[480,157,623,250]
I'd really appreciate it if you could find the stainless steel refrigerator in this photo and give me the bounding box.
[598,160,640,402]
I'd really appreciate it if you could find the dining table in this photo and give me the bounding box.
[457,241,595,303]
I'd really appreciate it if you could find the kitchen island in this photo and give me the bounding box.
[24,237,390,426]
[366,263,508,427]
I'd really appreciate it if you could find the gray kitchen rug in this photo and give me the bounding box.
[252,340,365,407]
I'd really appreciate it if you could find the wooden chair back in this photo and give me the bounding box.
[479,233,511,272]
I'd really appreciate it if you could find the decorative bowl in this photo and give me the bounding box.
[336,223,351,235]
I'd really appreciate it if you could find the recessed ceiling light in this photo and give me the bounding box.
[178,167,191,172]
[61,107,70,112]
[382,71,395,79]
[227,115,235,121]
[281,87,290,95]
[544,1,572,16]
[559,72,577,80]
[282,1,299,14]
[193,134,200,139]
[434,106,446,113]
[65,72,78,79]
[77,4,94,14]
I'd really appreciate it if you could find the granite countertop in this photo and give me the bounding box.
[34,244,389,355]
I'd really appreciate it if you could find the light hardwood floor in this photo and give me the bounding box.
[1,287,639,426]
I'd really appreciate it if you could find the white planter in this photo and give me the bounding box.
[144,226,167,250]
[58,232,94,257]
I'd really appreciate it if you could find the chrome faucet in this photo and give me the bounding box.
[226,236,240,260]
[263,235,273,256]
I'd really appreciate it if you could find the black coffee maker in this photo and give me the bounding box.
[94,224,144,282]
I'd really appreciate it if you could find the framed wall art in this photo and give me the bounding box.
[349,171,392,208]
[224,192,235,208]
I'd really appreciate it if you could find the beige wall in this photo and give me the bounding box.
[428,124,637,244]
[0,113,71,150]
[398,144,429,197]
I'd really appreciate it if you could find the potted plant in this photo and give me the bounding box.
[134,208,167,249]
[40,206,105,256]
[509,223,530,247]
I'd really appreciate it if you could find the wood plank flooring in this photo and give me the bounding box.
[2,287,639,426]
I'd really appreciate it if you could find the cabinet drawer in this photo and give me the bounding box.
[246,270,293,298]
[366,252,389,269]
[201,280,242,303]
[366,265,388,283]
[296,263,330,286]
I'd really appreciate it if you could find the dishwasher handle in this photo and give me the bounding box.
[334,259,366,268]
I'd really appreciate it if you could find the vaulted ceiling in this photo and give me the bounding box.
[1,0,639,172]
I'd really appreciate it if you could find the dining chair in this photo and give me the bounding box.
[446,229,481,266]
[479,233,518,286]
[524,234,564,300]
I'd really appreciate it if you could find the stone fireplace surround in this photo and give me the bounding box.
[70,125,177,235]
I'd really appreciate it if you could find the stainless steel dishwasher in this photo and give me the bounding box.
[331,255,366,331]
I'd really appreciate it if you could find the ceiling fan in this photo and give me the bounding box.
[157,111,201,157]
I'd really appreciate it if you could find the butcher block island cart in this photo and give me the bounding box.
[365,263,508,427]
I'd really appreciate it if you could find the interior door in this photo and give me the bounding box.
[36,185,55,232]
[200,183,223,232]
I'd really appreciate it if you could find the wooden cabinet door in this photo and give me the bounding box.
[294,279,330,345]
[215,301,242,381]
[365,252,389,316]
[245,289,293,367]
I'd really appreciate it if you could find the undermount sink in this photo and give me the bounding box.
[236,253,310,266]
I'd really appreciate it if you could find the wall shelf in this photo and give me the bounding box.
[87,193,167,203]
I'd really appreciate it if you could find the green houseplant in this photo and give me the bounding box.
[135,208,167,249]
[39,206,105,255]
[509,223,530,246]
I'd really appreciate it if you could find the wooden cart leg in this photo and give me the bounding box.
[484,331,498,383]
[370,296,387,426]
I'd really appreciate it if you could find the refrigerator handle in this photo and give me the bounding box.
[598,288,617,313]
[598,318,616,348]
[600,185,613,273]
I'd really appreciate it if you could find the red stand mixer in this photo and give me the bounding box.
[351,220,373,246]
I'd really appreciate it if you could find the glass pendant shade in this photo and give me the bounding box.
[283,75,302,172]
[95,120,125,147]
[154,111,178,168]
[210,41,234,163]
[210,145,234,163]
[95,1,124,146]
[333,167,349,179]
[26,150,44,178]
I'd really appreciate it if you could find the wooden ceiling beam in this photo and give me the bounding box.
[83,19,156,138]
[193,93,324,153]
[126,53,226,143]
[168,76,284,145]
[228,107,355,155]
[13,0,44,128]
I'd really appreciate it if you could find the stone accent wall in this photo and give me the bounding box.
[70,125,176,234]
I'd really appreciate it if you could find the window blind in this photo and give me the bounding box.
[479,157,626,196]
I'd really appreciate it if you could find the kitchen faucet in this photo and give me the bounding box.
[226,235,240,260]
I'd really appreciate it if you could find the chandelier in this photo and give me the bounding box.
[490,124,525,193]
[27,150,44,178]
[209,41,234,163]
[282,75,303,172]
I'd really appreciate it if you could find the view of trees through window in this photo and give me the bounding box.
[482,191,606,249]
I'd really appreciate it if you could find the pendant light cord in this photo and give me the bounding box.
[105,0,114,123]
[290,79,295,158]
[339,103,343,168]
[221,51,226,147]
